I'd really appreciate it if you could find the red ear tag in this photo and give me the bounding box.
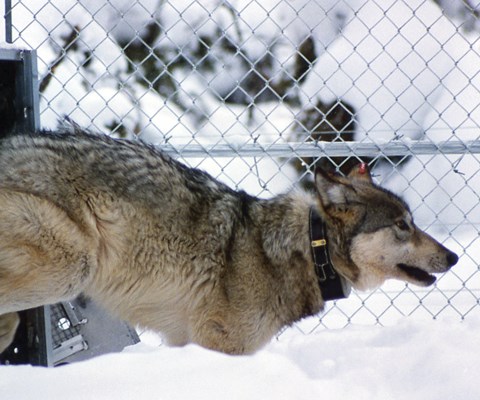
[358,163,367,175]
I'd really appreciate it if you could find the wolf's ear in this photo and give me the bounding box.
[347,162,373,184]
[314,167,351,207]
[314,167,367,227]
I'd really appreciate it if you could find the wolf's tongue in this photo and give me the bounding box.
[397,264,437,285]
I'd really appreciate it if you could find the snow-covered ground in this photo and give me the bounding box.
[2,0,480,397]
[1,316,480,400]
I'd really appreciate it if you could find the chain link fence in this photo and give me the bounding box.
[6,0,480,333]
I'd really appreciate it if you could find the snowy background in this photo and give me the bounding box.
[8,0,480,217]
[2,0,480,397]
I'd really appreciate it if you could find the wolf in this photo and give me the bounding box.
[0,129,458,355]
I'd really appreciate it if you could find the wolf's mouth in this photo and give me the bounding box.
[397,264,437,286]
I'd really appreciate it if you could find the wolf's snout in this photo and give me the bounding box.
[446,251,459,268]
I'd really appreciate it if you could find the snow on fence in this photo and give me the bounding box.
[6,0,480,333]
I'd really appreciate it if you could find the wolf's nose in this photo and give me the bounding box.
[446,251,459,267]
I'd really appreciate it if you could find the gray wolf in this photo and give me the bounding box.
[0,130,458,355]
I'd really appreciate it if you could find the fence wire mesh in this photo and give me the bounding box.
[7,0,480,332]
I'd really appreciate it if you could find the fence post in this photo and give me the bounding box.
[4,0,11,43]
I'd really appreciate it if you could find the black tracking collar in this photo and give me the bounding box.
[309,207,351,302]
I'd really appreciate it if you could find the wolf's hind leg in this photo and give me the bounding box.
[0,312,19,354]
[0,190,97,314]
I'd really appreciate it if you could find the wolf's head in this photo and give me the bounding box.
[314,164,458,290]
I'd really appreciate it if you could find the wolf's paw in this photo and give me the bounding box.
[0,312,19,354]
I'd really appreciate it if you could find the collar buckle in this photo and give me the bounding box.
[311,239,327,247]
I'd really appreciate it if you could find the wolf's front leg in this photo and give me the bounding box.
[0,312,19,354]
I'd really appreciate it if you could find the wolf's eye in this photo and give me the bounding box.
[396,220,409,231]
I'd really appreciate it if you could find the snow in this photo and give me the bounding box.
[79,0,159,42]
[1,317,480,400]
[12,0,480,148]
[2,0,480,397]
[299,0,478,142]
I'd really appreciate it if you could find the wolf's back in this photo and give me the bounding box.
[2,131,183,189]
[0,131,178,195]
[0,130,244,224]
